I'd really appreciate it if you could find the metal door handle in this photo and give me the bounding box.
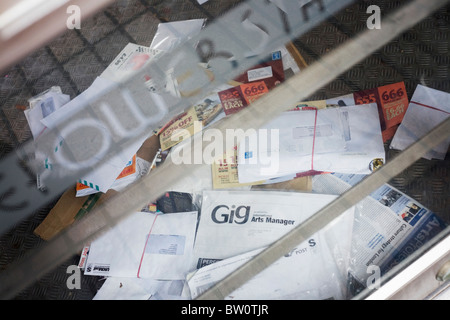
[436,261,450,282]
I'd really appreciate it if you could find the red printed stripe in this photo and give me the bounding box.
[311,108,319,171]
[137,214,159,278]
[411,101,450,115]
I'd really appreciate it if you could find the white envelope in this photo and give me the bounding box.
[390,85,450,160]
[237,103,385,184]
[24,87,70,140]
[84,211,198,280]
[100,43,161,83]
[149,19,206,52]
[40,77,115,130]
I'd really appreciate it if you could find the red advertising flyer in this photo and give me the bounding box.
[116,154,137,179]
[353,82,408,141]
[218,81,269,115]
[234,51,285,90]
[76,155,137,194]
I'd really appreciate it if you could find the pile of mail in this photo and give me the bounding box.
[24,18,449,300]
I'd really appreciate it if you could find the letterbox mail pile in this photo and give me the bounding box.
[24,19,449,300]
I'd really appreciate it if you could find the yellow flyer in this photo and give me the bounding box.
[159,94,223,151]
[212,148,264,189]
[159,107,200,151]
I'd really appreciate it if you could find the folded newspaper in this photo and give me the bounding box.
[311,173,447,293]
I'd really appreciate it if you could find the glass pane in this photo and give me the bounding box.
[0,0,448,301]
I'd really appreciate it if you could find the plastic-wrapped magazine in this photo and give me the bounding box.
[191,190,355,299]
[193,190,354,268]
[188,241,346,300]
[311,173,447,292]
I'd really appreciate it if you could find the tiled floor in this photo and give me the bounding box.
[0,0,449,299]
